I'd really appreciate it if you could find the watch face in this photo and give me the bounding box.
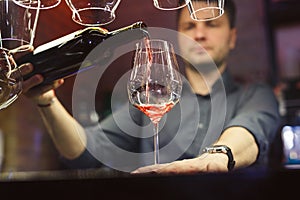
[216,146,226,153]
[205,145,228,153]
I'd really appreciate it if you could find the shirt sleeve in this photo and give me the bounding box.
[60,103,145,170]
[224,83,281,165]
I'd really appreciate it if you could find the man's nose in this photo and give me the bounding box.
[194,24,206,41]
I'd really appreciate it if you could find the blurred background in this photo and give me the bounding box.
[0,0,299,172]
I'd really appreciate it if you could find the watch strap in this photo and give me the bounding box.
[203,145,236,171]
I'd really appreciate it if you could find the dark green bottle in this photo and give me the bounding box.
[17,21,148,86]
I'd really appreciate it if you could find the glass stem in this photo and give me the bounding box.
[153,122,159,165]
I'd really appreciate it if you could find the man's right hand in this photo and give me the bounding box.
[19,63,64,105]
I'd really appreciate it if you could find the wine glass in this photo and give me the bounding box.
[187,0,225,21]
[0,0,40,110]
[153,0,190,10]
[0,49,22,110]
[127,39,182,165]
[12,0,61,9]
[65,0,121,26]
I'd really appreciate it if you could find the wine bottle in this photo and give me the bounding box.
[17,21,149,86]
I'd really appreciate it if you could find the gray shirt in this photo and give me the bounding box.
[63,70,281,172]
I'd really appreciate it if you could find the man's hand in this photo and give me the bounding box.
[131,153,229,175]
[19,63,64,104]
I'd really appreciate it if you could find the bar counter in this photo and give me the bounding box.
[0,166,299,199]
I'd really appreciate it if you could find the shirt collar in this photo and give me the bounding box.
[211,68,239,95]
[182,68,239,97]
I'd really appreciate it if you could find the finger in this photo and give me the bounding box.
[52,79,64,89]
[24,85,53,99]
[27,79,64,98]
[18,63,33,76]
[22,74,44,93]
[131,163,168,174]
[131,166,155,174]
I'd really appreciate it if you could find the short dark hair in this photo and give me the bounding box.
[178,0,236,28]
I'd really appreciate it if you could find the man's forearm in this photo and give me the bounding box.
[214,126,259,169]
[38,97,87,159]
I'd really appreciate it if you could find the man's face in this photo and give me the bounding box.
[177,4,237,69]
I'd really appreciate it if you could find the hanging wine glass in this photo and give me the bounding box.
[188,0,225,21]
[12,0,61,10]
[65,0,121,26]
[0,0,40,110]
[153,0,191,10]
[0,49,22,110]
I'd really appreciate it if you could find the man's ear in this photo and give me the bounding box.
[229,28,237,50]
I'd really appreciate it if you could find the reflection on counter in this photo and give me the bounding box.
[0,167,129,181]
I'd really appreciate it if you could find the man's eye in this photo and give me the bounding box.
[206,21,219,27]
[181,23,195,30]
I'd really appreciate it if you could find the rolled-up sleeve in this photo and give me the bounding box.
[224,83,281,165]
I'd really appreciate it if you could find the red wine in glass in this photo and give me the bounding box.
[128,39,182,164]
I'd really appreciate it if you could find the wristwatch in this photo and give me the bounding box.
[203,145,236,171]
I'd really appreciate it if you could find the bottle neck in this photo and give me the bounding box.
[109,21,148,38]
